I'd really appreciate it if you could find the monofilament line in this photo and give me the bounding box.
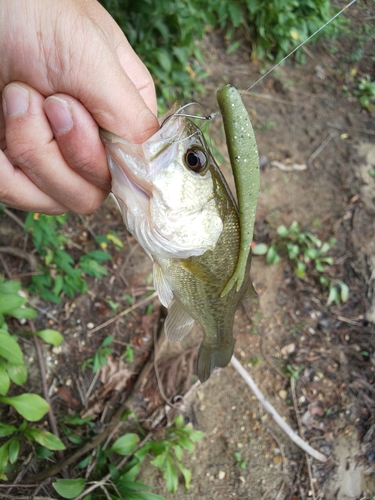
[244,0,357,94]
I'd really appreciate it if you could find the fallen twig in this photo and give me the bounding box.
[3,208,25,229]
[291,377,317,500]
[0,246,38,271]
[88,291,158,335]
[230,356,328,463]
[31,321,64,463]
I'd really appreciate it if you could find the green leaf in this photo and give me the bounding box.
[173,414,184,429]
[7,363,28,385]
[266,246,280,264]
[0,279,21,294]
[174,434,194,452]
[6,307,37,319]
[8,438,20,464]
[0,294,24,314]
[24,428,66,450]
[35,329,64,347]
[177,461,192,490]
[164,456,178,493]
[0,361,10,395]
[101,335,114,347]
[0,423,17,438]
[35,445,54,458]
[0,330,23,364]
[111,433,140,455]
[251,243,268,255]
[327,286,339,306]
[53,478,87,499]
[0,441,9,475]
[0,394,49,421]
[173,444,183,461]
[339,282,350,303]
[188,430,204,442]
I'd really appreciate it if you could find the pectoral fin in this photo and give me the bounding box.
[153,262,173,307]
[179,259,218,284]
[164,301,195,342]
[244,281,257,300]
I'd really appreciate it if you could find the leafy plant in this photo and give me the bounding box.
[234,451,247,469]
[0,278,65,479]
[147,414,204,493]
[100,0,342,107]
[25,213,112,303]
[253,221,349,304]
[82,335,114,373]
[0,420,65,480]
[50,414,203,499]
[354,74,375,111]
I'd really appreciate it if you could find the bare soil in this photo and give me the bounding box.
[0,2,375,499]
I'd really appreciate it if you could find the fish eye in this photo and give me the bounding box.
[184,148,207,173]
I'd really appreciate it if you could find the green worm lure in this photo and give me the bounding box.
[216,85,260,297]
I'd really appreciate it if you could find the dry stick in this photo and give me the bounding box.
[291,377,317,500]
[74,432,154,500]
[88,291,158,335]
[230,356,328,463]
[266,428,288,500]
[3,208,25,229]
[31,323,64,463]
[0,246,38,272]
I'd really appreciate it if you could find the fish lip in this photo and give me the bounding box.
[100,129,153,197]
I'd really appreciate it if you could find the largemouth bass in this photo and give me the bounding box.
[100,86,259,382]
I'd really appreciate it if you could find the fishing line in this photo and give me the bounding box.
[195,0,357,123]
[242,0,357,95]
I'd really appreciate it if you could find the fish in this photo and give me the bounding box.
[100,86,259,382]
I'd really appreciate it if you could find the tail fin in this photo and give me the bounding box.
[197,339,235,383]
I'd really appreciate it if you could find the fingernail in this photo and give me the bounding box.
[3,84,30,116]
[44,96,73,135]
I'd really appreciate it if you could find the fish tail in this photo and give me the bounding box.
[197,339,235,383]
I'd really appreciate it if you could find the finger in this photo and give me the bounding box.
[43,94,111,191]
[0,151,67,214]
[81,0,158,118]
[2,82,109,214]
[50,1,160,143]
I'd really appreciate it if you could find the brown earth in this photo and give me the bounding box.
[0,2,375,499]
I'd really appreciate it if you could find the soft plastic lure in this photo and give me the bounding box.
[216,85,260,296]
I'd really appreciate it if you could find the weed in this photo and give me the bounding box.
[253,221,349,305]
[25,213,112,303]
[51,414,203,498]
[354,74,375,111]
[0,278,65,479]
[123,345,135,362]
[82,335,114,373]
[99,0,342,106]
[234,451,247,469]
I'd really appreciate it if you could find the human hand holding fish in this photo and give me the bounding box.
[0,0,159,214]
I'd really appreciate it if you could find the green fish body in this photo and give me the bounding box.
[101,87,258,382]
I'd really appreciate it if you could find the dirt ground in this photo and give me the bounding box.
[1,2,375,499]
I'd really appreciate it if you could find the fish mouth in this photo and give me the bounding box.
[100,129,152,198]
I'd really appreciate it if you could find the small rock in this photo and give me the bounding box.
[273,456,283,466]
[87,322,94,329]
[218,471,226,480]
[280,343,295,355]
[279,390,288,400]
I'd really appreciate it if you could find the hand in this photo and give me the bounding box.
[0,0,159,214]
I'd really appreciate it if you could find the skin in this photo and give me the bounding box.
[0,0,159,215]
[216,85,260,296]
